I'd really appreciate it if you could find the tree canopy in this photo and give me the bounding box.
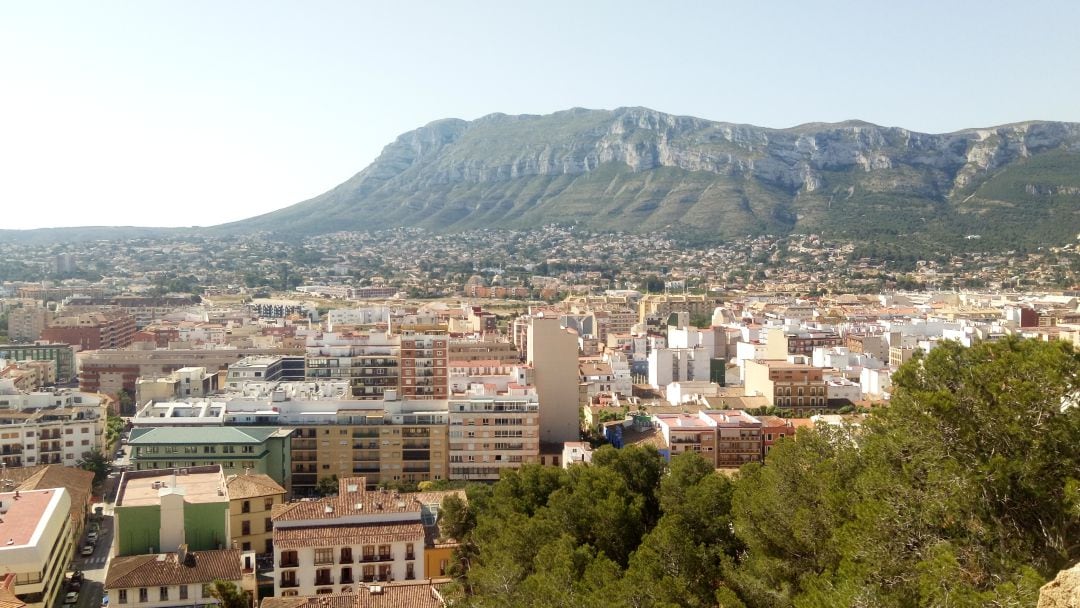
[444,337,1080,607]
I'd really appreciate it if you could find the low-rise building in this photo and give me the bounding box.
[105,546,254,608]
[272,477,463,596]
[226,473,286,555]
[127,427,292,487]
[743,359,828,415]
[0,488,74,608]
[113,466,231,557]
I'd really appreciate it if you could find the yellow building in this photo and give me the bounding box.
[226,472,286,554]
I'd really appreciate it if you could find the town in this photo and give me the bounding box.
[1,234,1079,608]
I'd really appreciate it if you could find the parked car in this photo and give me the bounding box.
[64,591,79,604]
[86,531,99,543]
[80,544,94,556]
[102,592,110,607]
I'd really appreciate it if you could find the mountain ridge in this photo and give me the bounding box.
[4,108,1080,248]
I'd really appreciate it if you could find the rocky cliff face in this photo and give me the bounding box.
[231,108,1080,247]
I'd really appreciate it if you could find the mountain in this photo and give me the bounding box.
[226,107,1080,248]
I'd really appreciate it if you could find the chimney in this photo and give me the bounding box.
[177,543,188,564]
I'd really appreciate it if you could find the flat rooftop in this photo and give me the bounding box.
[117,468,226,507]
[0,489,62,547]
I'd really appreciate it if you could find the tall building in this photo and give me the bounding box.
[448,387,540,481]
[0,488,74,608]
[526,316,580,445]
[399,330,448,400]
[6,308,52,343]
[306,332,400,400]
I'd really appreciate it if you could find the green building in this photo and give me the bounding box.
[127,426,292,487]
[0,343,76,382]
[113,465,231,556]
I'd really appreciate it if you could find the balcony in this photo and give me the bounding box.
[340,574,354,585]
[406,552,415,561]
[314,576,334,586]
[279,557,299,568]
[279,579,299,589]
[339,551,353,565]
[360,553,393,563]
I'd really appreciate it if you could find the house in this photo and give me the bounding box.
[105,545,254,608]
[226,472,286,555]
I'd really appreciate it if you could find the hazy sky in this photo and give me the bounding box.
[2,1,1078,230]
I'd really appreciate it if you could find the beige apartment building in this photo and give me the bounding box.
[743,359,827,414]
[526,316,580,445]
[227,472,287,554]
[637,294,713,325]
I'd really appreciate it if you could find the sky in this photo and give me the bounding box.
[1,1,1078,230]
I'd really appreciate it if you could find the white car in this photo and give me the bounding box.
[86,531,99,543]
[65,591,79,604]
[80,544,94,556]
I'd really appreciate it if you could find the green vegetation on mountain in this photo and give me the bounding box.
[227,108,1080,250]
[442,337,1080,607]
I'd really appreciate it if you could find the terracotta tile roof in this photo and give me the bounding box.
[105,549,242,589]
[226,473,285,500]
[260,580,451,608]
[272,479,463,523]
[274,523,426,550]
[0,574,25,608]
[16,466,94,519]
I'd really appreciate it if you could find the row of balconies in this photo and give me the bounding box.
[282,552,411,569]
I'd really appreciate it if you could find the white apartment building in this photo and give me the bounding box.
[272,478,460,596]
[647,347,710,389]
[0,382,108,468]
[0,488,74,608]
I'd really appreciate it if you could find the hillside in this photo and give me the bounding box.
[225,107,1080,248]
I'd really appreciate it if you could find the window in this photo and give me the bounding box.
[265,517,272,533]
[159,587,169,601]
[242,542,251,551]
[118,590,127,604]
[138,589,148,603]
[314,547,333,565]
[242,500,250,513]
[264,497,274,511]
[241,520,250,535]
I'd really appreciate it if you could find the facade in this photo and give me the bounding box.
[226,473,286,555]
[272,477,462,596]
[526,316,579,444]
[765,327,843,359]
[0,385,108,468]
[637,294,712,325]
[0,489,73,608]
[305,332,400,400]
[41,312,137,351]
[6,308,52,343]
[113,466,230,557]
[398,330,449,400]
[743,360,828,414]
[447,391,540,481]
[653,410,763,467]
[0,345,76,384]
[127,427,292,487]
[448,337,519,364]
[105,547,253,608]
[647,346,711,389]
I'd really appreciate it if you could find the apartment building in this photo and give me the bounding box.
[136,366,219,406]
[0,489,74,608]
[0,360,56,391]
[224,356,305,390]
[6,307,52,342]
[41,311,137,351]
[526,316,580,444]
[652,413,716,460]
[653,410,763,467]
[743,359,828,415]
[637,294,713,325]
[447,389,540,481]
[757,415,795,457]
[226,473,286,554]
[0,384,108,468]
[305,331,400,400]
[765,327,843,358]
[272,477,462,596]
[399,330,449,400]
[647,346,711,389]
[448,337,520,364]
